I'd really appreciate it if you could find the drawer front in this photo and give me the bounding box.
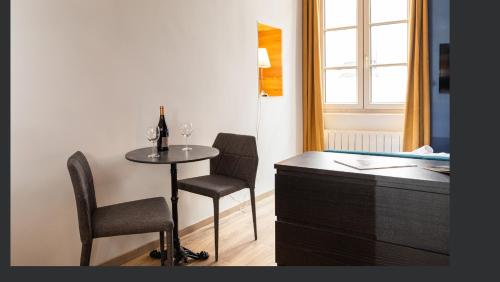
[375,186,449,254]
[275,173,449,254]
[275,173,377,238]
[275,220,449,266]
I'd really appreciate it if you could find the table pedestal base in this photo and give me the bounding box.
[149,247,209,264]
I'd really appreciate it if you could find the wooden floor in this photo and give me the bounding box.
[123,194,276,266]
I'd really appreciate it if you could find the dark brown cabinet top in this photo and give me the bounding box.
[275,152,450,194]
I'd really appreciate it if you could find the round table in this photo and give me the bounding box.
[125,145,220,264]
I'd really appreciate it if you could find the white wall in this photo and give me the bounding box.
[324,113,404,132]
[11,0,302,266]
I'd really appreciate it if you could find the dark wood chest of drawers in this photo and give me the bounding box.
[274,152,449,266]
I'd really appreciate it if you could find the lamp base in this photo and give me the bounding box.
[260,91,269,97]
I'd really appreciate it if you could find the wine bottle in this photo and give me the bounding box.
[157,106,169,151]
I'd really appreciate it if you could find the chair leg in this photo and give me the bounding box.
[250,188,257,240]
[160,231,165,266]
[80,240,92,266]
[213,198,219,262]
[166,229,174,266]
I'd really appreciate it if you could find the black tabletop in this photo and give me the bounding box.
[126,145,219,165]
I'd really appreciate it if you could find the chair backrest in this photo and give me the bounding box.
[210,133,259,188]
[67,151,97,242]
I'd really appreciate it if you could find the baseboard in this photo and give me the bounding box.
[99,189,274,266]
[100,240,159,267]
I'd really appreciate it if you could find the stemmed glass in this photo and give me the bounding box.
[146,126,160,158]
[179,122,193,151]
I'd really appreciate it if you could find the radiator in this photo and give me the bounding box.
[325,130,403,153]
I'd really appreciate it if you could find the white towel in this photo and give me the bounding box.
[405,145,450,158]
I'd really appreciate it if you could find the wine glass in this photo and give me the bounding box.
[146,126,160,158]
[179,122,193,151]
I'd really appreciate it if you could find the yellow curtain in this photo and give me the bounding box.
[302,0,325,152]
[403,0,431,152]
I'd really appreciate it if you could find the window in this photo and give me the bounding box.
[322,0,408,111]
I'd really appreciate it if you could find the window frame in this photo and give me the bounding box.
[321,0,409,113]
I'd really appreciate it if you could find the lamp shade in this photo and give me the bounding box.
[258,48,271,68]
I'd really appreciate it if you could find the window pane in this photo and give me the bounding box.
[371,66,407,104]
[325,69,358,104]
[371,23,407,65]
[325,0,357,29]
[371,0,408,23]
[325,29,357,68]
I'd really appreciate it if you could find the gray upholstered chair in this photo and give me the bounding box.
[178,133,259,261]
[67,151,174,266]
